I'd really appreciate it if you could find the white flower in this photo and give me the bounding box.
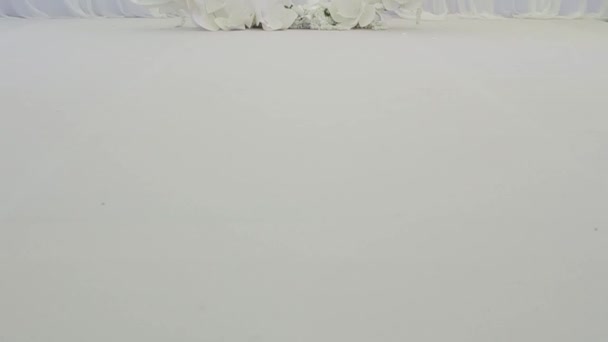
[328,0,377,29]
[258,3,298,30]
[191,0,256,31]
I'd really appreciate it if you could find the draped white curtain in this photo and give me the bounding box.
[0,0,606,18]
[0,0,151,17]
[423,0,607,18]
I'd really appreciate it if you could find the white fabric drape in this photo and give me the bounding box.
[0,0,606,18]
[0,0,151,17]
[422,0,607,18]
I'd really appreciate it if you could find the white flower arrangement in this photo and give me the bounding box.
[132,0,423,31]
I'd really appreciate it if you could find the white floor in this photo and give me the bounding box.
[1,18,607,342]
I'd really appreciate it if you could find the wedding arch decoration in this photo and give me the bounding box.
[132,0,423,31]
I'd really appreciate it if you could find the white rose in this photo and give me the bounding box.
[256,0,298,30]
[191,0,255,31]
[328,0,377,29]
